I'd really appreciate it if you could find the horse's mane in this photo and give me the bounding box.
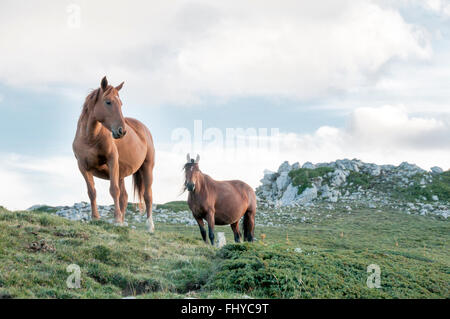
[79,85,115,123]
[79,88,100,123]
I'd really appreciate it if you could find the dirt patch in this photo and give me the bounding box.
[29,239,55,253]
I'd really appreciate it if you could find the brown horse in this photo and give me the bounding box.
[73,76,156,232]
[184,154,256,245]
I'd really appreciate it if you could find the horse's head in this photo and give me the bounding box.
[93,76,127,139]
[184,154,200,192]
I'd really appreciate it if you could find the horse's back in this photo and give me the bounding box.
[213,178,256,224]
[228,180,256,211]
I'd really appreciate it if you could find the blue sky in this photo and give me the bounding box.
[1,0,449,210]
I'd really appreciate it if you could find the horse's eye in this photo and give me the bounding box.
[105,100,111,105]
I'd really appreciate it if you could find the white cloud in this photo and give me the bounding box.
[1,105,448,211]
[380,0,450,16]
[423,0,450,16]
[0,0,431,105]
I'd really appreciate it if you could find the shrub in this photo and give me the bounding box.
[346,171,374,190]
[289,167,334,194]
[209,244,304,298]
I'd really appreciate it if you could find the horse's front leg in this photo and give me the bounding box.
[107,154,122,225]
[195,217,207,243]
[77,163,99,220]
[205,211,215,246]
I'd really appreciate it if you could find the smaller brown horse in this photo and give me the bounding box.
[184,154,256,245]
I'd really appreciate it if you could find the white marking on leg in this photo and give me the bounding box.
[146,217,155,233]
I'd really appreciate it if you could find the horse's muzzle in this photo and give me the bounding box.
[112,127,127,139]
[186,182,195,192]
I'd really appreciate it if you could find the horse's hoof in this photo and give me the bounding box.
[114,221,124,227]
[146,218,155,233]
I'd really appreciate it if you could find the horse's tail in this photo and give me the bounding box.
[243,188,256,242]
[132,169,145,213]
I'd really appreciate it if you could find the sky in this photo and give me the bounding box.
[0,0,449,210]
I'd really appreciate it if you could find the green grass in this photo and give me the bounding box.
[0,205,448,299]
[289,167,335,194]
[156,201,190,212]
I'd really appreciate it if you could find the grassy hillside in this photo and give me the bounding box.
[0,204,448,299]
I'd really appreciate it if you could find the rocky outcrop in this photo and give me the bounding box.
[28,202,198,227]
[256,159,448,218]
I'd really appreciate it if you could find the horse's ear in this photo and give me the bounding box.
[101,76,108,91]
[195,155,200,163]
[115,82,124,91]
[186,153,191,163]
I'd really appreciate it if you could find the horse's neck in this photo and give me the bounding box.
[196,173,213,195]
[80,113,105,143]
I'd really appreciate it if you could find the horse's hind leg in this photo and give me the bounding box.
[231,222,241,243]
[119,178,128,223]
[141,162,155,233]
[243,209,255,242]
[78,163,99,220]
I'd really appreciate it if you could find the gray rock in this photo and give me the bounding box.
[331,169,347,187]
[215,232,227,248]
[280,184,299,206]
[276,172,291,192]
[302,162,316,169]
[430,166,443,174]
[368,165,381,176]
[398,162,425,176]
[311,176,323,188]
[296,186,318,204]
[328,196,338,203]
[260,170,277,186]
[434,210,449,219]
[278,161,292,173]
